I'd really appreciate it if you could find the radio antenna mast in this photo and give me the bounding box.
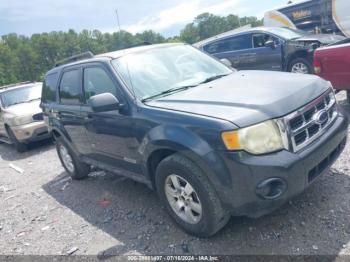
[115,9,122,33]
[114,9,137,100]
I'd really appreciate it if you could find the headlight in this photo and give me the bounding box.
[11,115,34,126]
[221,120,285,155]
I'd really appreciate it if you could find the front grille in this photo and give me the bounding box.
[285,90,338,152]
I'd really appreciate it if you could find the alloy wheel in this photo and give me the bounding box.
[164,174,202,224]
[291,62,309,74]
[59,145,75,173]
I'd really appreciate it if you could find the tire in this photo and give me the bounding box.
[288,58,313,74]
[56,137,90,180]
[347,90,350,104]
[6,127,27,153]
[155,153,230,237]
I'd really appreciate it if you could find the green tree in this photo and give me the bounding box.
[0,12,262,86]
[180,23,200,44]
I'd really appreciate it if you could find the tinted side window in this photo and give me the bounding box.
[204,34,252,54]
[83,67,117,101]
[59,70,81,105]
[42,73,58,103]
[204,42,220,54]
[253,34,277,48]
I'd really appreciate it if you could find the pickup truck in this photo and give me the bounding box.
[314,38,350,102]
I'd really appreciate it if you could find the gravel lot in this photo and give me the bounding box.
[0,92,349,257]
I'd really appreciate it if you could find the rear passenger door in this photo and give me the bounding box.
[55,67,90,154]
[203,33,255,70]
[252,33,283,71]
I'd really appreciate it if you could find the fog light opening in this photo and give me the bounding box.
[256,178,287,200]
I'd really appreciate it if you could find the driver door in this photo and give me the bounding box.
[251,33,283,71]
[80,63,141,174]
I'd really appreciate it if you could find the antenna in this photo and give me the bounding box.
[115,9,125,49]
[114,9,137,101]
[115,9,122,33]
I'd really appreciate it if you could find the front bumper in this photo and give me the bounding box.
[11,121,51,143]
[217,114,348,217]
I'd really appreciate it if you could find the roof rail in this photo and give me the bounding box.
[127,41,152,48]
[0,81,33,90]
[55,51,94,67]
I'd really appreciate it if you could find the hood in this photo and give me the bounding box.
[146,71,329,127]
[4,100,42,116]
[295,34,345,45]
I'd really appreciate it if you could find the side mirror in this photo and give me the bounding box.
[220,58,233,68]
[265,40,276,49]
[88,93,123,113]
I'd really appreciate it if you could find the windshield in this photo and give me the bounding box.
[112,45,232,101]
[1,84,42,108]
[267,27,308,40]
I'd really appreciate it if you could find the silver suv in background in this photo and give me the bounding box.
[0,82,51,152]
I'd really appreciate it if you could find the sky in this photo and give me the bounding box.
[0,0,301,37]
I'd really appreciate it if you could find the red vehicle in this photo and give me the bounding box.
[314,39,350,102]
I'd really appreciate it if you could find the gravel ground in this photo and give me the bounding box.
[0,92,349,257]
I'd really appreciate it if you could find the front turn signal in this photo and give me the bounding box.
[221,131,241,150]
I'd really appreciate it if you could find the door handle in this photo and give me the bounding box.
[240,53,257,56]
[84,114,93,122]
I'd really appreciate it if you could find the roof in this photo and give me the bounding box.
[46,43,183,75]
[193,25,285,47]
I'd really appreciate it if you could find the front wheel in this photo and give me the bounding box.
[6,127,27,153]
[288,58,312,74]
[56,137,90,180]
[155,153,230,237]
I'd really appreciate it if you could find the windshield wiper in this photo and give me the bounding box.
[25,98,41,103]
[141,74,230,102]
[141,85,197,102]
[198,74,230,84]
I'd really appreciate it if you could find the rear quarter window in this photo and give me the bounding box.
[42,73,58,103]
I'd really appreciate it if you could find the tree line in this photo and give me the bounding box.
[0,13,262,86]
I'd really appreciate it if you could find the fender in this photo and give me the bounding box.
[140,124,233,194]
[282,42,315,71]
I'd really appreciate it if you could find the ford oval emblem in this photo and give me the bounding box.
[313,110,328,125]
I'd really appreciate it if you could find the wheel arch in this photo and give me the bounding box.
[141,125,232,194]
[286,50,313,70]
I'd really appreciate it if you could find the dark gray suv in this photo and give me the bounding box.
[41,43,348,237]
[195,27,344,74]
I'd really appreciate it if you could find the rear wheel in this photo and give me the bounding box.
[288,58,312,74]
[56,137,90,180]
[6,127,27,153]
[155,153,230,237]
